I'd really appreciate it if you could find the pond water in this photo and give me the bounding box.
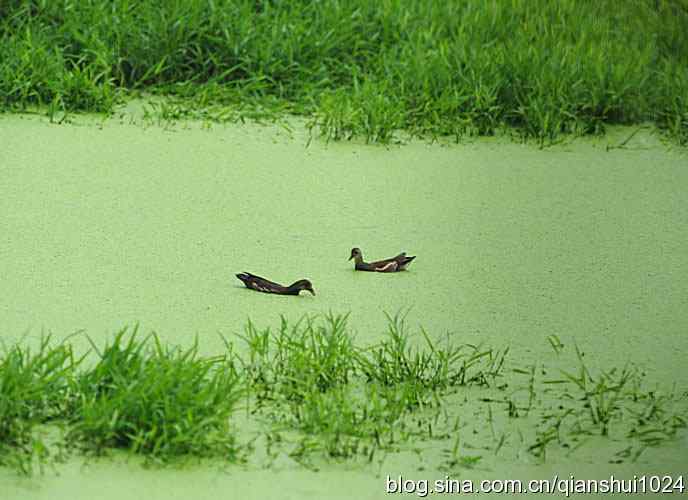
[1,113,686,497]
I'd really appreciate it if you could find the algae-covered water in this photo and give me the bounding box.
[1,114,687,498]
[2,115,687,372]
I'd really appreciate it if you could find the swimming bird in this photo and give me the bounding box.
[348,248,416,272]
[236,272,315,295]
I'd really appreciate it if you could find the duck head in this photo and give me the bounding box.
[291,279,315,295]
[349,247,363,262]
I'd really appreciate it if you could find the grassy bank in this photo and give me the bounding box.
[1,314,685,474]
[1,0,687,144]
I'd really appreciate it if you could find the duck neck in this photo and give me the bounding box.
[287,281,306,294]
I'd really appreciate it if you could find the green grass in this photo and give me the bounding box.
[236,313,357,404]
[0,315,686,474]
[529,344,688,462]
[357,312,508,395]
[0,335,77,474]
[236,312,507,460]
[1,0,687,144]
[67,326,242,460]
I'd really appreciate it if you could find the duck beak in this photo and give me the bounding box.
[308,288,316,296]
[348,254,354,261]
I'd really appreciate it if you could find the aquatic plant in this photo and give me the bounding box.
[524,343,688,463]
[0,336,76,474]
[0,315,685,474]
[235,313,357,406]
[235,311,511,460]
[1,0,686,144]
[67,327,242,460]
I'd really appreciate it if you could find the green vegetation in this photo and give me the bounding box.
[236,312,507,462]
[1,0,687,143]
[0,336,76,474]
[1,314,686,475]
[528,344,688,462]
[67,327,242,459]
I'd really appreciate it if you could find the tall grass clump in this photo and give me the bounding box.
[0,0,686,143]
[358,312,508,398]
[68,327,242,460]
[0,336,76,473]
[237,313,357,405]
[236,312,510,459]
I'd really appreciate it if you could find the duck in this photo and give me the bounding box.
[348,247,416,272]
[236,272,315,296]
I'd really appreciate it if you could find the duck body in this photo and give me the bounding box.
[349,248,416,272]
[236,272,315,295]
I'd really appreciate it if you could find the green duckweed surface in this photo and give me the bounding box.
[1,113,687,498]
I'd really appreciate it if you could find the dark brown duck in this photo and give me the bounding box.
[236,272,315,295]
[348,248,416,272]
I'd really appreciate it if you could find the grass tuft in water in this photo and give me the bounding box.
[237,313,357,405]
[67,326,242,460]
[0,335,77,474]
[527,343,688,462]
[357,312,508,405]
[237,312,510,459]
